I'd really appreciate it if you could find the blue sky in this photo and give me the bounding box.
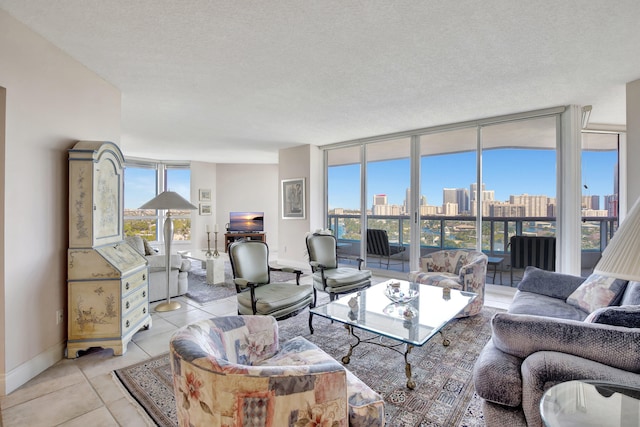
[329,149,618,210]
[124,167,192,208]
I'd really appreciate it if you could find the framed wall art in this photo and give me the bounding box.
[199,188,212,202]
[199,203,212,216]
[282,178,305,219]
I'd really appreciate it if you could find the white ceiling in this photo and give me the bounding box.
[2,1,640,164]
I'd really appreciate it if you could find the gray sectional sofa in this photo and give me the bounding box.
[473,267,640,427]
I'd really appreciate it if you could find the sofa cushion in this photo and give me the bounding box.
[124,235,145,256]
[584,305,640,328]
[516,267,585,300]
[491,312,640,373]
[142,238,156,255]
[566,273,628,313]
[508,291,588,321]
[621,281,640,305]
[409,271,462,290]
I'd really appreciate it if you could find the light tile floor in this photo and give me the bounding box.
[0,279,515,426]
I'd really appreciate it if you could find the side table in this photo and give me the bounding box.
[487,256,503,285]
[179,251,226,285]
[540,380,640,427]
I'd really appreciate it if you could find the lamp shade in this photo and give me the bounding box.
[593,197,640,282]
[139,191,197,210]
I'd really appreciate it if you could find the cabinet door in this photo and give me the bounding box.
[68,281,120,340]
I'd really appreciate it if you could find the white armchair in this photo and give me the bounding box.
[125,236,191,302]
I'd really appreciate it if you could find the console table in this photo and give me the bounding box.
[224,232,266,252]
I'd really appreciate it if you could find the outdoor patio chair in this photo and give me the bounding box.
[228,239,314,332]
[366,228,407,271]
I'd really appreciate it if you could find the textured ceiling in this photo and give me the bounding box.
[2,1,640,163]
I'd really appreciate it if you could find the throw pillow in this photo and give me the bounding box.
[517,266,586,300]
[142,238,156,256]
[621,282,640,306]
[584,305,640,328]
[566,273,628,313]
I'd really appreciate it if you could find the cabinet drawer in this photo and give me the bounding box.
[122,285,148,315]
[121,269,148,294]
[122,304,149,334]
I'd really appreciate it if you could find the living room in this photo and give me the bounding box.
[2,2,640,426]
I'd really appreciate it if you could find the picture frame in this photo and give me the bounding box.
[199,188,212,202]
[282,178,305,219]
[199,203,212,216]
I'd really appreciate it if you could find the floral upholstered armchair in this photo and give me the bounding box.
[169,315,385,427]
[408,249,488,317]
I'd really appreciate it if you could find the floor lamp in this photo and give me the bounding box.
[593,196,640,282]
[140,191,197,312]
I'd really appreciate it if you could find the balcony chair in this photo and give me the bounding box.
[408,249,488,317]
[228,240,314,333]
[507,235,556,285]
[366,228,407,271]
[305,232,372,306]
[169,315,385,426]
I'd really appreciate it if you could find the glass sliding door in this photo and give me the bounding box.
[419,128,477,254]
[481,116,558,255]
[327,146,362,264]
[581,131,619,273]
[365,138,411,271]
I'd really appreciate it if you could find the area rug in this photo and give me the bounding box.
[114,307,501,426]
[184,260,303,304]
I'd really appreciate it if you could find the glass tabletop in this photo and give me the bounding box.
[310,279,476,346]
[540,380,640,427]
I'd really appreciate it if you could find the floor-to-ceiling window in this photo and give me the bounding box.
[419,128,477,253]
[365,138,411,268]
[581,131,620,271]
[124,160,192,243]
[481,116,558,254]
[327,146,362,261]
[323,106,622,277]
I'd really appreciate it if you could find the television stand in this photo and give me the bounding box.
[224,232,266,252]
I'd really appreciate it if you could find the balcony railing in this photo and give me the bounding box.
[328,213,618,275]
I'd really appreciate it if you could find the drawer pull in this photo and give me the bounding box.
[126,301,130,310]
[143,307,147,314]
[143,274,146,280]
[125,320,130,328]
[142,291,146,298]
[125,282,130,290]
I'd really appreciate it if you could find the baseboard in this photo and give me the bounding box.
[1,341,65,396]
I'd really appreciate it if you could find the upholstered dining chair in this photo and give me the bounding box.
[305,232,372,306]
[228,239,314,332]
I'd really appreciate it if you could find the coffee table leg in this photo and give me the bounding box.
[438,330,451,346]
[341,324,361,364]
[404,344,416,390]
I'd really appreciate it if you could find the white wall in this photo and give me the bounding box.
[214,164,279,253]
[190,161,218,251]
[1,10,121,394]
[627,79,640,210]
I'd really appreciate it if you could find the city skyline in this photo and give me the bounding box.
[329,149,618,212]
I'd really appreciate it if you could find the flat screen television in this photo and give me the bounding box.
[229,211,264,232]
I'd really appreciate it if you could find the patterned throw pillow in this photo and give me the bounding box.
[584,305,640,328]
[566,274,628,313]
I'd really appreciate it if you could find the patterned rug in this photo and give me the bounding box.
[114,307,500,426]
[184,260,302,304]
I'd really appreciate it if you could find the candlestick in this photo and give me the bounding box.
[214,223,219,233]
[213,231,220,257]
[205,231,212,257]
[205,224,210,233]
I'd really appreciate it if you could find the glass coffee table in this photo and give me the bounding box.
[310,279,476,389]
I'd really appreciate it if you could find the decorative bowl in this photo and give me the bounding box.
[384,283,419,304]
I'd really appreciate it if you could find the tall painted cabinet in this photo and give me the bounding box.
[67,141,151,358]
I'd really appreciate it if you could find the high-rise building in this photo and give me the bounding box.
[510,194,549,217]
[373,194,387,206]
[604,194,618,217]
